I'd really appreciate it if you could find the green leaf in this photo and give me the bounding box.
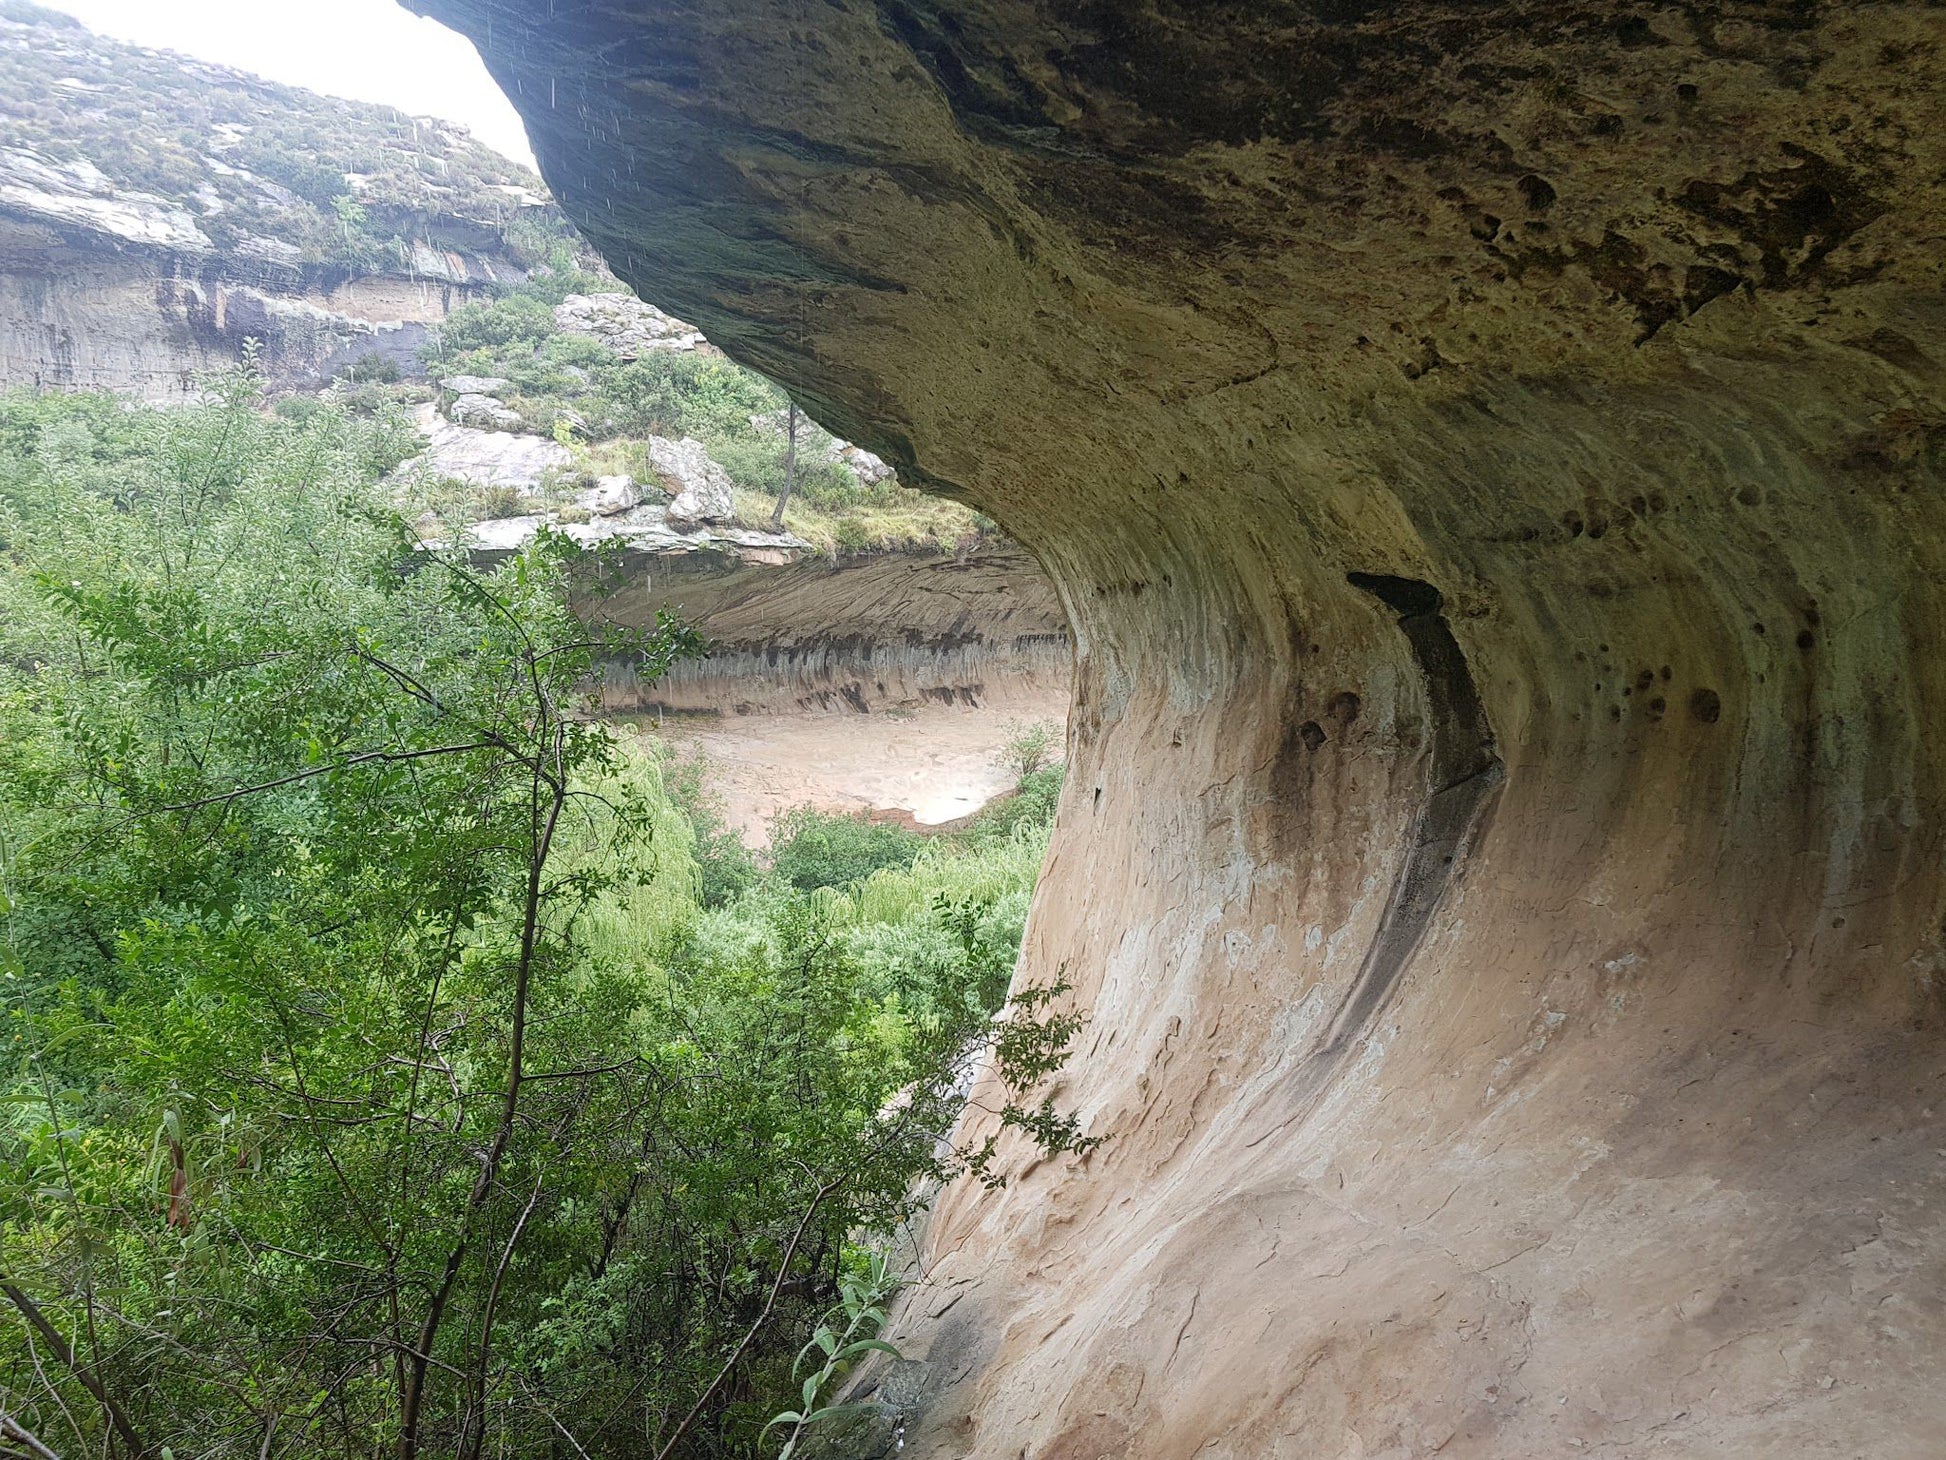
[832,1338,902,1366]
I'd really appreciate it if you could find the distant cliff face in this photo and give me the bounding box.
[0,1,568,400]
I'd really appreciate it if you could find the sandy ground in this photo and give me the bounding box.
[642,695,1069,845]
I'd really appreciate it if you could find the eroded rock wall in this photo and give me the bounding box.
[592,543,1069,716]
[0,238,474,400]
[416,2,1946,1453]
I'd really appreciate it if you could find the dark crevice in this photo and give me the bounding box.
[1313,574,1503,1059]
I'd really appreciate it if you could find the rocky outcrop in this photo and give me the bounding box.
[650,434,737,523]
[438,374,510,396]
[0,4,561,399]
[553,291,707,356]
[420,2,1946,1455]
[445,392,522,429]
[0,148,212,255]
[401,403,569,490]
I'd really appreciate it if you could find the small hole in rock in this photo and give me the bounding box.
[1517,173,1557,212]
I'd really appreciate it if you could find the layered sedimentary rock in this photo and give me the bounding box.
[0,234,509,400]
[0,3,549,398]
[418,2,1946,1453]
[593,543,1068,717]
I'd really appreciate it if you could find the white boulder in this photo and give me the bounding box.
[838,443,898,486]
[554,292,707,357]
[579,475,639,516]
[448,394,523,430]
[403,418,570,492]
[649,435,736,524]
[440,374,511,396]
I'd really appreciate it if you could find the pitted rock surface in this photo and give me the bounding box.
[414,2,1946,1455]
[445,392,523,430]
[438,374,510,397]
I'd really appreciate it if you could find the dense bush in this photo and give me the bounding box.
[336,349,400,384]
[436,290,559,355]
[0,381,1080,1460]
[766,807,925,891]
[662,749,761,908]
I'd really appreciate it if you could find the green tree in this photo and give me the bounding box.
[0,379,1094,1459]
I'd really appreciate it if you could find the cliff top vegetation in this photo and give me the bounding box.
[0,0,577,273]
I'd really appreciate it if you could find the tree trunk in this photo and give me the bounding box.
[769,402,798,531]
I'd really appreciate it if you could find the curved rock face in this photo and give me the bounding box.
[416,3,1946,1452]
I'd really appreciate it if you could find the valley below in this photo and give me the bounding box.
[649,695,1070,846]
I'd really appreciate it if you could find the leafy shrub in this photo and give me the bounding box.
[468,483,525,519]
[435,291,557,354]
[271,394,325,425]
[337,350,399,384]
[997,718,1063,783]
[663,748,760,907]
[966,762,1065,844]
[602,352,781,440]
[768,806,924,891]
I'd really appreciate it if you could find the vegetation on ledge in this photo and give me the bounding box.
[0,0,578,274]
[414,264,992,556]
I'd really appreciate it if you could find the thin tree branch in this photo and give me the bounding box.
[0,1409,61,1460]
[458,1178,544,1460]
[156,741,502,814]
[650,1176,842,1460]
[0,1285,146,1460]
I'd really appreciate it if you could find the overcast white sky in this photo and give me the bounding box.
[40,0,539,170]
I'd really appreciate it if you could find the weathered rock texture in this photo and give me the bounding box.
[417,2,1946,1453]
[593,543,1068,717]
